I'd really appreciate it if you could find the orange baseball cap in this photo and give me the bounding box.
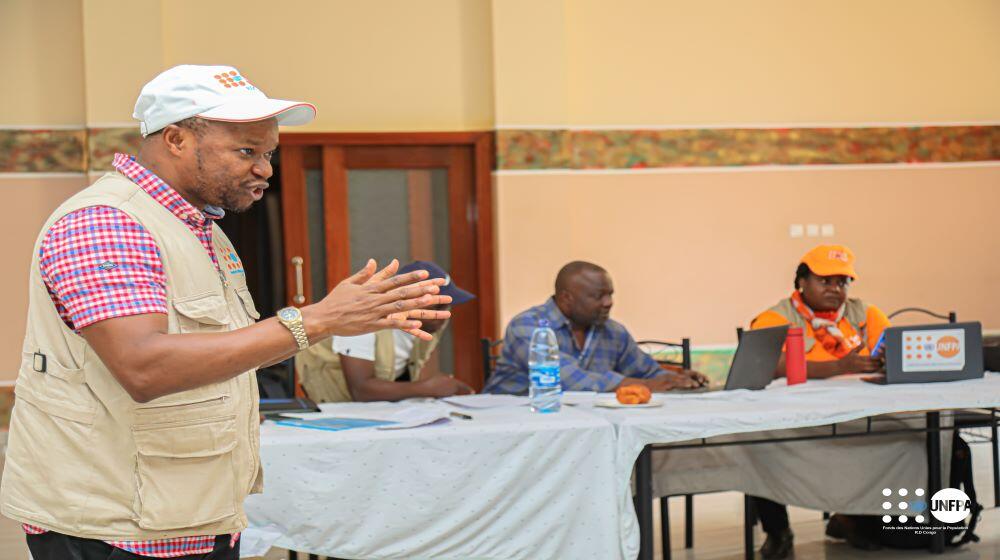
[800,244,858,279]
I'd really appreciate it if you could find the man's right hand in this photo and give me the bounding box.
[620,372,700,392]
[837,344,883,374]
[302,259,453,342]
[418,376,475,398]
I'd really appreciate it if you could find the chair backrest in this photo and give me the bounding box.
[888,307,957,323]
[636,338,692,370]
[480,338,504,383]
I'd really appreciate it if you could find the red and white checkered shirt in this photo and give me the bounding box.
[24,153,238,557]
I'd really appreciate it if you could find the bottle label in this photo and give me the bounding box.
[530,364,561,388]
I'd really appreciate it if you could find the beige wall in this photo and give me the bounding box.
[159,0,495,131]
[0,0,86,125]
[5,0,496,129]
[496,165,1000,344]
[81,0,165,126]
[0,177,89,382]
[495,0,1000,126]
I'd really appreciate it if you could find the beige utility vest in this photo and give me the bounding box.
[768,297,869,352]
[1,172,262,540]
[296,329,443,403]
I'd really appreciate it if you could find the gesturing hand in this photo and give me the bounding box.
[302,259,453,341]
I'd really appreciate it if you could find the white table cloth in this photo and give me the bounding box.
[244,401,622,559]
[580,373,1000,560]
[244,374,1000,560]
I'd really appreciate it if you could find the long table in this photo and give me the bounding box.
[244,373,1000,560]
[244,402,624,559]
[581,374,1000,560]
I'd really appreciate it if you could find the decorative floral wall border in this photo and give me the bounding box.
[0,127,142,173]
[4,125,998,173]
[0,129,88,173]
[497,126,1000,170]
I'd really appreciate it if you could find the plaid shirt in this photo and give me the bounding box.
[483,298,662,394]
[24,153,237,557]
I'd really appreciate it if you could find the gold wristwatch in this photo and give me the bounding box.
[276,306,309,350]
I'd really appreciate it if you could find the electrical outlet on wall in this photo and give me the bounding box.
[789,224,804,238]
[806,224,820,237]
[821,224,835,237]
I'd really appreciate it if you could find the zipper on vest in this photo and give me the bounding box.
[216,267,228,289]
[134,394,228,411]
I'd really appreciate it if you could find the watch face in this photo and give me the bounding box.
[278,307,299,321]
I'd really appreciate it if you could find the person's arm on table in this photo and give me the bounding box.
[615,332,708,390]
[341,352,473,401]
[82,260,452,403]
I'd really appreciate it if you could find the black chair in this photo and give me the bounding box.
[480,337,504,384]
[635,338,696,554]
[888,307,957,323]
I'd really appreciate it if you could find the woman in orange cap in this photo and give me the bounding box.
[752,244,890,379]
[748,244,891,559]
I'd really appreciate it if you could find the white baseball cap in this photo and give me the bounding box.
[133,64,316,136]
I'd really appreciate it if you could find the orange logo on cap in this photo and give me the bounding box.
[827,250,850,262]
[937,336,961,358]
[215,70,253,90]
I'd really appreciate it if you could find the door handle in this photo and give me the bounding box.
[291,256,305,304]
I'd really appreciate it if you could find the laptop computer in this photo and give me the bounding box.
[674,324,789,393]
[868,321,984,385]
[724,325,789,390]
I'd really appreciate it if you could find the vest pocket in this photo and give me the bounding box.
[234,286,261,322]
[172,292,232,333]
[20,350,85,384]
[132,416,238,530]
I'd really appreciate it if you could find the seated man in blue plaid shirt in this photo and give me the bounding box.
[483,261,707,394]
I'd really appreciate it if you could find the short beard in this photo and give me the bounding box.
[192,147,251,213]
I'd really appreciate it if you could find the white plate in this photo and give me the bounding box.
[594,398,663,409]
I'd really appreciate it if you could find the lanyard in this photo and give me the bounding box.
[577,327,596,364]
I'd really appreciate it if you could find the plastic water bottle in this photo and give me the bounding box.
[529,319,562,413]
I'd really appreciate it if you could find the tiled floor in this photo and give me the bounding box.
[1,441,997,560]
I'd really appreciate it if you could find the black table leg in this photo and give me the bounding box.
[992,411,999,507]
[927,411,945,553]
[684,494,694,549]
[637,445,654,560]
[744,495,756,560]
[660,496,671,560]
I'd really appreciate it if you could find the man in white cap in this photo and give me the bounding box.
[2,65,451,560]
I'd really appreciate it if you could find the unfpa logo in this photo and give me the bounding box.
[937,336,961,358]
[930,488,972,523]
[880,487,927,524]
[214,70,255,91]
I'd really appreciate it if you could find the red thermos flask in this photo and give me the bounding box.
[786,327,807,385]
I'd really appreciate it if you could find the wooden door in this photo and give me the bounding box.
[278,133,495,390]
